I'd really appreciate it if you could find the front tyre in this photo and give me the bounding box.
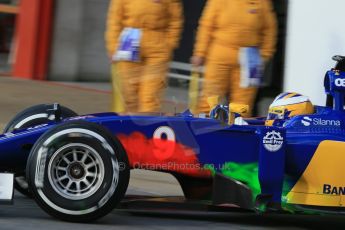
[4,103,78,197]
[26,121,129,222]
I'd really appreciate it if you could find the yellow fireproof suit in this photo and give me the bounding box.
[105,0,183,113]
[193,0,277,116]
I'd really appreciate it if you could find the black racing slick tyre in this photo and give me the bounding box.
[4,104,77,198]
[26,121,130,222]
[4,104,77,132]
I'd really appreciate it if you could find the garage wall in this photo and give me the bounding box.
[48,0,110,81]
[48,0,285,86]
[79,0,110,81]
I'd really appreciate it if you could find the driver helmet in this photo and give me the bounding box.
[265,92,314,126]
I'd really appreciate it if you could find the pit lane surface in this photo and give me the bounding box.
[2,192,345,230]
[1,77,345,229]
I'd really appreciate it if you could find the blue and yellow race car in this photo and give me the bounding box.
[1,56,345,222]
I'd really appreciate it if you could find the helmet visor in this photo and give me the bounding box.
[267,106,285,120]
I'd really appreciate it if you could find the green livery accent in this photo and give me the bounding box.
[204,163,322,214]
[204,162,261,200]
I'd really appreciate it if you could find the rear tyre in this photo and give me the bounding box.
[26,121,129,222]
[4,104,77,132]
[4,104,77,197]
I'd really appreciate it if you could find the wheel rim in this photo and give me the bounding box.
[48,143,105,200]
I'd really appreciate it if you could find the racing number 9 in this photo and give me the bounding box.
[153,126,176,160]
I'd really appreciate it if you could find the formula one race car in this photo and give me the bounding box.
[1,56,345,222]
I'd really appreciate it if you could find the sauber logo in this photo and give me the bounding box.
[301,116,312,126]
[335,78,345,87]
[323,184,345,195]
[301,116,341,126]
[262,131,284,152]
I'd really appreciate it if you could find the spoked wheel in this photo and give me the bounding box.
[4,104,77,197]
[48,143,106,200]
[26,121,130,222]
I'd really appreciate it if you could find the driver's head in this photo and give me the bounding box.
[265,92,314,126]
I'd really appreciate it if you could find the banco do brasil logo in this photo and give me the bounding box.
[263,131,284,152]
